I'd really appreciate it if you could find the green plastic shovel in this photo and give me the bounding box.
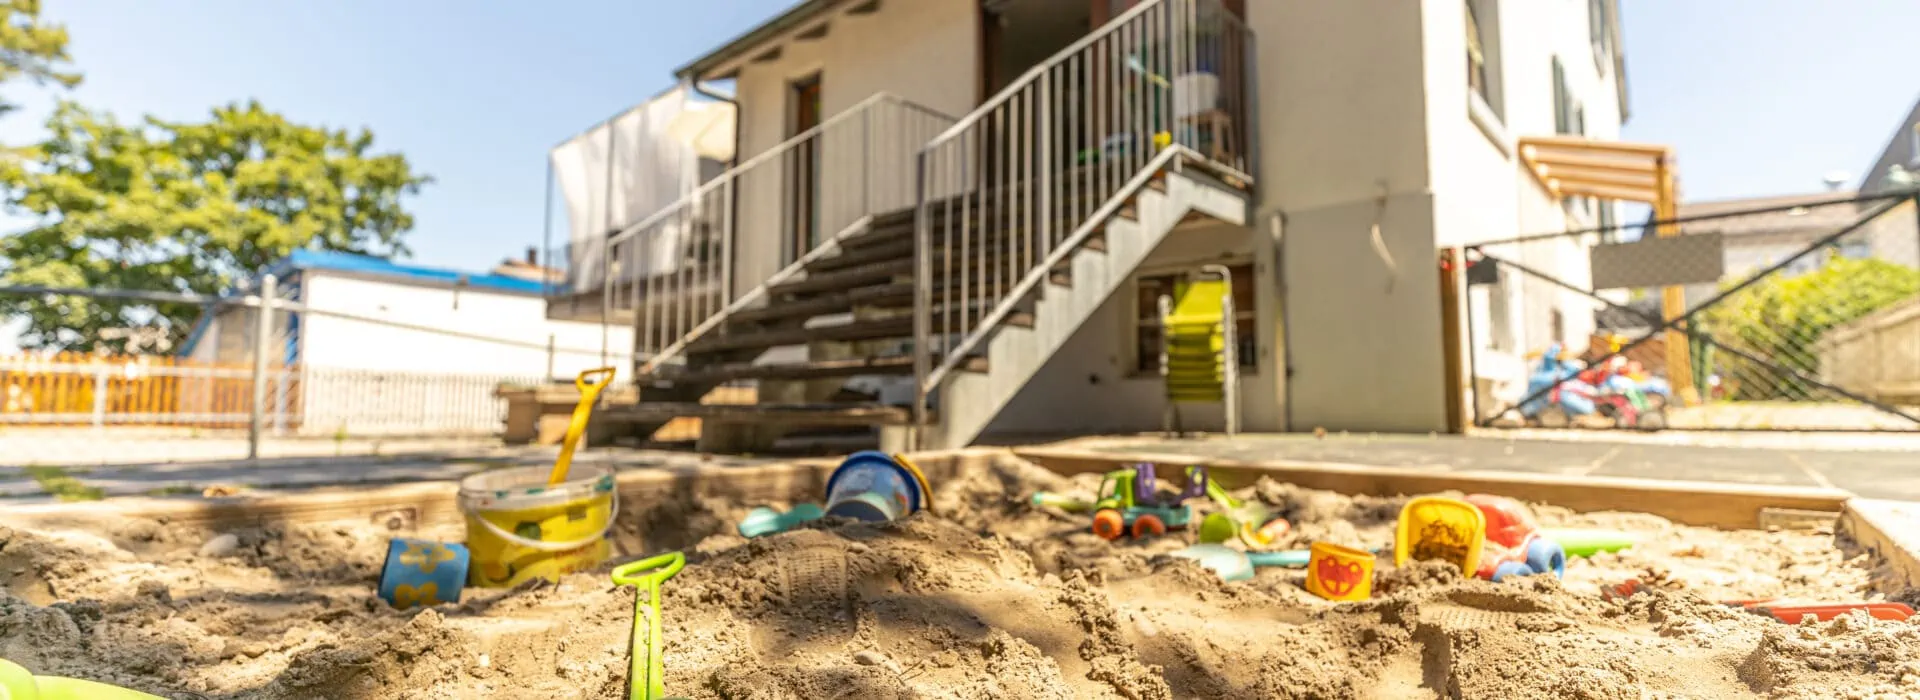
[1170,544,1311,582]
[612,552,688,700]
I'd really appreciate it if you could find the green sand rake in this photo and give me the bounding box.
[612,551,687,700]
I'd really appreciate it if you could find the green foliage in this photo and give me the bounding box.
[25,464,101,501]
[1697,254,1920,400]
[0,0,80,116]
[0,101,431,352]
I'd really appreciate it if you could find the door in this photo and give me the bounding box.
[788,74,823,262]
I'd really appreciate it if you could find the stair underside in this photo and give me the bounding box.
[605,402,919,427]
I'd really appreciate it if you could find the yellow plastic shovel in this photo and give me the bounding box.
[547,367,617,487]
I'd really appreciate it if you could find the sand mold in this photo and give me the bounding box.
[1,456,1917,699]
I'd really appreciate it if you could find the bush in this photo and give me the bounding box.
[1695,255,1920,400]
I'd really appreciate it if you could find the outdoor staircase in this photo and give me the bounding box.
[591,0,1254,452]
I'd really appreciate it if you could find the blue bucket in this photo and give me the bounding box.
[823,451,930,523]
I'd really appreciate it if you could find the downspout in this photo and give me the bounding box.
[683,77,740,168]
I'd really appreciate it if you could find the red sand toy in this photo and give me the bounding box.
[1466,494,1566,582]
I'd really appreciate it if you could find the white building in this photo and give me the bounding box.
[181,249,634,436]
[554,0,1632,449]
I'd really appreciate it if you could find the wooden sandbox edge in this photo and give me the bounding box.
[1009,445,1854,530]
[6,448,1002,534]
[1837,499,1920,591]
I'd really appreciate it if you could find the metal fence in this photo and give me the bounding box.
[0,277,626,461]
[1465,191,1920,432]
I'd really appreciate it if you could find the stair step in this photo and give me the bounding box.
[603,402,920,427]
[689,311,1033,355]
[777,246,1096,300]
[656,355,987,384]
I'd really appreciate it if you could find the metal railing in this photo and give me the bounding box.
[911,0,1255,426]
[588,93,955,367]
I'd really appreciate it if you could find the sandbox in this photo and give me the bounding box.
[2,451,1918,699]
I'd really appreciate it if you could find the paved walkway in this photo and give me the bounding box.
[1040,433,1920,501]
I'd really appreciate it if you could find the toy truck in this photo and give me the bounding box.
[1089,465,1202,540]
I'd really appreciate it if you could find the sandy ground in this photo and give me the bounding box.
[2,457,1918,699]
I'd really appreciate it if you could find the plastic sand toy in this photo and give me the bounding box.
[0,658,165,700]
[1394,496,1486,576]
[737,452,932,538]
[1304,542,1376,601]
[613,551,689,700]
[1170,543,1311,581]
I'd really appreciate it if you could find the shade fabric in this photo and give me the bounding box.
[550,86,721,292]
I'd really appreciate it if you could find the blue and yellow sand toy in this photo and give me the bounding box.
[377,538,471,610]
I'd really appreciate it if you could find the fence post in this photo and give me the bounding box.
[274,367,289,435]
[90,362,108,428]
[249,274,277,460]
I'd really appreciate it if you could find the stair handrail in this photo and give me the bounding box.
[910,0,1255,433]
[606,93,955,378]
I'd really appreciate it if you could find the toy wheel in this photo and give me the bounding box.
[1131,513,1167,538]
[1489,560,1534,582]
[1536,406,1570,428]
[1525,537,1567,579]
[1092,509,1127,540]
[1636,409,1668,431]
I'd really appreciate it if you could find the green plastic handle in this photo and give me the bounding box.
[613,552,686,700]
[1541,528,1637,558]
[1246,550,1312,568]
[1,658,167,699]
[1030,492,1092,512]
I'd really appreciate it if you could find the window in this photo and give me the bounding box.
[1589,0,1612,73]
[1552,58,1572,135]
[1134,264,1257,374]
[1465,0,1502,117]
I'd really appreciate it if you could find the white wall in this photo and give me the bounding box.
[726,0,978,295]
[1244,0,1449,433]
[298,274,633,379]
[1424,0,1626,415]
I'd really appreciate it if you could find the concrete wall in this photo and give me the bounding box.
[1242,0,1444,433]
[981,222,1274,437]
[298,274,633,379]
[727,0,978,296]
[1240,0,1624,432]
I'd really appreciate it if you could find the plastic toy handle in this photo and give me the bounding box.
[1030,492,1092,512]
[612,551,686,587]
[613,551,685,700]
[549,366,617,486]
[1246,549,1312,568]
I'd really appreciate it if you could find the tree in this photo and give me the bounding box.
[0,101,431,352]
[1696,254,1920,401]
[0,0,80,116]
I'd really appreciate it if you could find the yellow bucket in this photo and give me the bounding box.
[458,464,618,588]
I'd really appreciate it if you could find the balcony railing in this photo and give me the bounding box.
[912,0,1256,419]
[556,94,954,365]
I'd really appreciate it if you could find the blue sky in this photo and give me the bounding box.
[2,0,1918,275]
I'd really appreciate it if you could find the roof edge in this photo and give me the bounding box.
[673,0,845,81]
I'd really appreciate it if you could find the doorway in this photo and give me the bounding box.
[788,73,823,262]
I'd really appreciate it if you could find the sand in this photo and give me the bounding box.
[2,455,1917,699]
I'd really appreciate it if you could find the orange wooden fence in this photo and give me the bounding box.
[0,352,292,427]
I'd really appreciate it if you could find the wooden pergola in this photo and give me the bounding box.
[1516,136,1697,406]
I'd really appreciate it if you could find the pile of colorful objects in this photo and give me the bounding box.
[1519,342,1673,430]
[1031,467,1632,602]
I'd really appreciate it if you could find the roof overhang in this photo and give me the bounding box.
[674,0,881,82]
[1518,135,1672,205]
